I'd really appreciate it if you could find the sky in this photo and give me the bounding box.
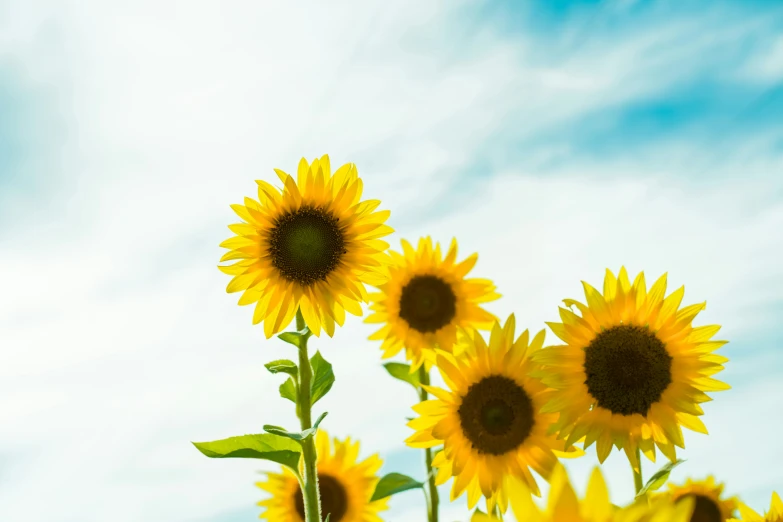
[1,0,782,521]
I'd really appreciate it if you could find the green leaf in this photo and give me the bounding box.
[313,411,328,430]
[263,413,328,443]
[324,515,330,522]
[192,433,301,472]
[264,359,298,377]
[277,327,312,348]
[277,332,304,348]
[383,362,420,390]
[263,425,306,441]
[310,351,335,406]
[370,472,424,501]
[279,377,297,403]
[636,459,685,497]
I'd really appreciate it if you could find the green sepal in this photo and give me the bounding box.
[262,412,328,443]
[192,433,301,473]
[279,377,297,403]
[264,359,298,378]
[636,459,685,498]
[277,327,312,348]
[310,351,335,406]
[370,472,424,501]
[324,515,330,522]
[382,362,420,390]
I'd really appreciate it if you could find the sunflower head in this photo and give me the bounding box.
[256,430,388,522]
[533,267,730,468]
[730,492,783,522]
[405,315,581,513]
[219,155,393,338]
[510,465,696,522]
[365,236,499,370]
[653,476,738,522]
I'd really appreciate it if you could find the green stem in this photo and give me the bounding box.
[632,447,644,495]
[295,309,322,522]
[418,366,439,522]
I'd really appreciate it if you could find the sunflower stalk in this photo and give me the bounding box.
[294,309,323,522]
[632,447,644,495]
[418,366,440,522]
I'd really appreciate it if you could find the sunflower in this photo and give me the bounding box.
[510,464,695,522]
[730,493,783,522]
[218,155,393,338]
[533,267,730,469]
[257,430,388,522]
[365,236,499,370]
[655,476,738,522]
[405,315,581,513]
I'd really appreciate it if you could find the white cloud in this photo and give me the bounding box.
[1,1,783,522]
[741,34,783,83]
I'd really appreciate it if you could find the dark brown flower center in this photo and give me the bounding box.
[294,474,348,522]
[457,375,534,455]
[398,275,457,333]
[268,205,345,286]
[676,494,723,522]
[583,324,673,416]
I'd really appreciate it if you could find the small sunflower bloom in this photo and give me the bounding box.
[655,476,738,522]
[405,315,581,513]
[218,155,393,338]
[533,267,730,468]
[365,236,499,370]
[256,430,388,522]
[511,465,695,522]
[730,492,783,522]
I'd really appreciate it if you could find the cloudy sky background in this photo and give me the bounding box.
[1,0,782,521]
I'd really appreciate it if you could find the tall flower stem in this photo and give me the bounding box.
[632,447,644,495]
[295,309,322,522]
[418,366,440,522]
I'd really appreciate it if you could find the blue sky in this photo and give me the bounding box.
[1,0,782,521]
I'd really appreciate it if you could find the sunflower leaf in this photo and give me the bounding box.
[263,425,307,442]
[313,411,328,430]
[264,359,298,378]
[262,413,327,443]
[370,472,424,501]
[382,362,420,390]
[310,351,335,406]
[277,331,304,348]
[192,433,301,472]
[636,459,686,497]
[279,377,297,403]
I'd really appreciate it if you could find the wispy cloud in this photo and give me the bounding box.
[1,1,782,521]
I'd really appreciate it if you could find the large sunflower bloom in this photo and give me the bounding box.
[510,465,695,522]
[405,315,581,513]
[730,492,783,522]
[655,476,739,522]
[533,267,730,468]
[219,155,393,338]
[256,430,388,522]
[365,236,499,370]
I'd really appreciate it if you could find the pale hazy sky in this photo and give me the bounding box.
[1,1,782,521]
